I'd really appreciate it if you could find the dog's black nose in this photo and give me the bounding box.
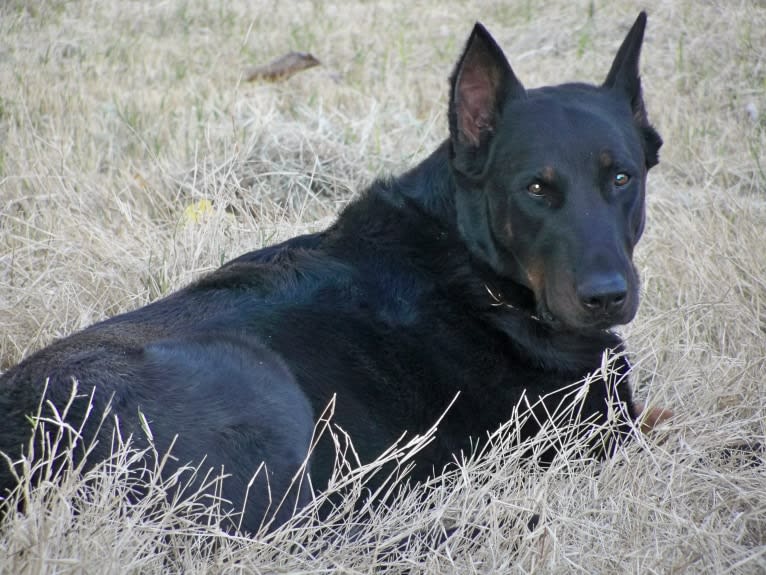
[577,273,627,314]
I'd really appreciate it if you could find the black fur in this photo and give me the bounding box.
[0,13,661,533]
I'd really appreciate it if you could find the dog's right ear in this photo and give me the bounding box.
[449,23,525,180]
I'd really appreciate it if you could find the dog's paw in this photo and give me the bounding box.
[633,401,674,433]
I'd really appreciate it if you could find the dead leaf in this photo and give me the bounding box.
[244,51,321,83]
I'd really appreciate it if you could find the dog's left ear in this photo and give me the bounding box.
[603,12,662,169]
[449,23,525,180]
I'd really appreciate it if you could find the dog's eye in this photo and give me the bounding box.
[614,173,631,187]
[527,182,545,197]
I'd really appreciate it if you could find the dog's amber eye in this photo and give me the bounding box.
[614,173,630,187]
[527,182,545,197]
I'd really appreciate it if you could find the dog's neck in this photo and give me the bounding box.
[395,141,459,225]
[384,141,540,318]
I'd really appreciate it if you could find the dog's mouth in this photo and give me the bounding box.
[537,292,634,333]
[530,286,630,335]
[484,277,629,334]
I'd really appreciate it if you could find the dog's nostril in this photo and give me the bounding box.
[584,296,605,309]
[578,274,628,313]
[582,292,627,313]
[583,292,625,310]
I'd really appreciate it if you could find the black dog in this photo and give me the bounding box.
[0,13,662,533]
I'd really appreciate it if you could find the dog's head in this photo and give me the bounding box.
[449,12,662,332]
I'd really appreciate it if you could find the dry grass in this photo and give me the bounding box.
[0,0,765,572]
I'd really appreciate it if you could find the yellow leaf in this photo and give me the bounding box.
[183,199,214,224]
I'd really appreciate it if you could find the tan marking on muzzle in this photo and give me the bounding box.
[525,259,545,295]
[504,219,513,240]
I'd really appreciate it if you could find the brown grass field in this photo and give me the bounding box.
[1,0,765,572]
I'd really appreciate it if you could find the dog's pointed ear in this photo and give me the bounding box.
[449,23,524,179]
[604,12,646,108]
[604,12,662,169]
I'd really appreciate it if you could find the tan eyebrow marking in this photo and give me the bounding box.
[540,166,556,183]
[599,150,614,169]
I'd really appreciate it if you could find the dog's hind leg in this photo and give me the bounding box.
[135,332,315,533]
